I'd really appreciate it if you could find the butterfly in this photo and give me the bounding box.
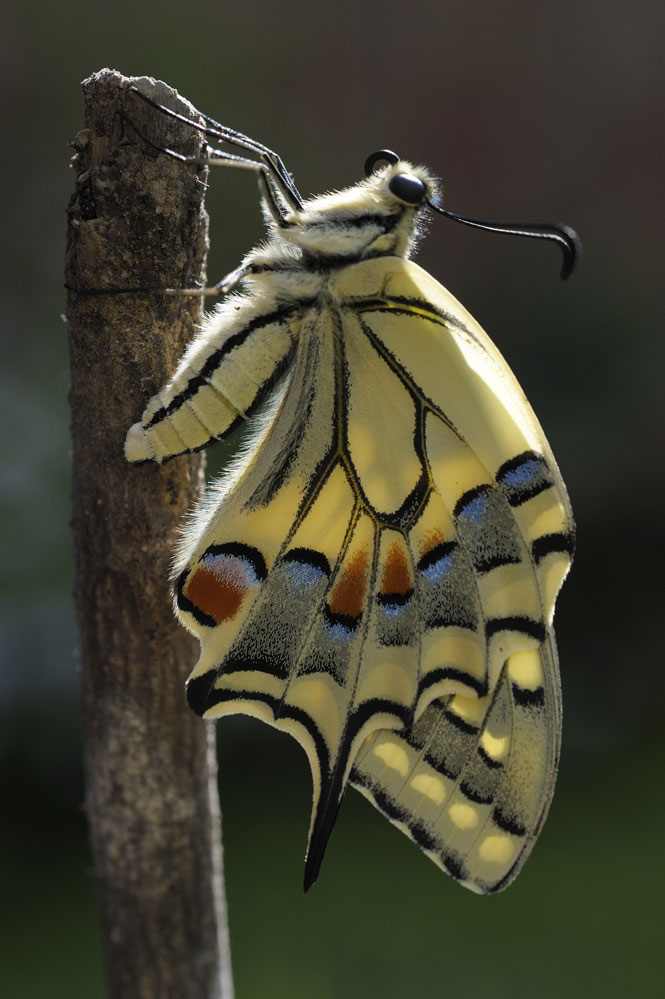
[124,89,577,894]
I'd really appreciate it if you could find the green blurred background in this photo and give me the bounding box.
[2,0,663,995]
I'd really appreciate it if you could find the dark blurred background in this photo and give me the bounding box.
[2,0,663,995]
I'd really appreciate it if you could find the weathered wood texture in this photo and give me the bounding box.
[65,69,233,999]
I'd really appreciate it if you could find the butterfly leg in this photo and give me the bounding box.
[127,86,303,212]
[159,263,252,299]
[119,107,290,223]
[118,110,294,293]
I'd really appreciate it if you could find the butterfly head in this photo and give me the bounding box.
[283,153,438,262]
[363,149,435,206]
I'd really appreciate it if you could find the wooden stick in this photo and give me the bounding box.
[65,68,233,999]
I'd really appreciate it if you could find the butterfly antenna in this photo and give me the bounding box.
[427,197,582,280]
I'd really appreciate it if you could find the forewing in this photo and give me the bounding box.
[331,256,573,889]
[336,257,574,620]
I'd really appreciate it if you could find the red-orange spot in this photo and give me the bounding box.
[419,528,445,560]
[185,562,248,624]
[381,542,412,595]
[329,548,369,620]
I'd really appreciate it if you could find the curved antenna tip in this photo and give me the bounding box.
[365,149,400,176]
[428,196,582,281]
[557,223,583,280]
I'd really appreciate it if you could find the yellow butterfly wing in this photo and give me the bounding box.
[126,256,573,892]
[351,639,561,893]
[125,292,299,463]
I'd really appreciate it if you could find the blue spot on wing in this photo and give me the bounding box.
[377,589,413,618]
[284,560,328,589]
[200,542,267,587]
[501,458,541,487]
[422,554,453,584]
[418,542,457,585]
[326,621,355,643]
[201,553,260,587]
[282,547,331,590]
[457,494,487,524]
[381,602,407,618]
[496,452,552,505]
[323,604,360,642]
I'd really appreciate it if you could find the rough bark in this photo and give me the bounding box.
[65,69,233,999]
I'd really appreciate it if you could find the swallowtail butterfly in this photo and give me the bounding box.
[125,89,577,893]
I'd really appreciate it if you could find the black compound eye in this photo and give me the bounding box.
[388,173,426,205]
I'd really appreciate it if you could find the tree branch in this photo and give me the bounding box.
[65,68,233,999]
